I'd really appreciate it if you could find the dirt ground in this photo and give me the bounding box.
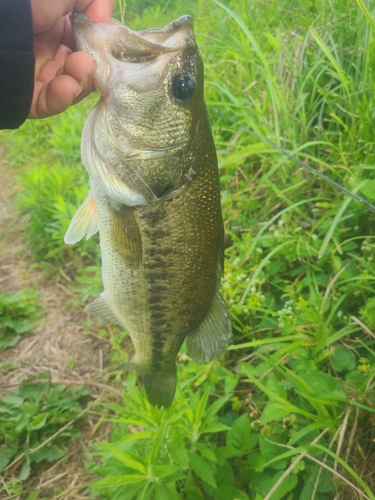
[0,153,120,499]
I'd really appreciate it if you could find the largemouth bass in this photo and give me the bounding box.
[65,13,232,407]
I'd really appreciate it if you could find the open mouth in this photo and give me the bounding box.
[70,13,194,60]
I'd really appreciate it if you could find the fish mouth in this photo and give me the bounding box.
[70,13,195,95]
[70,12,194,53]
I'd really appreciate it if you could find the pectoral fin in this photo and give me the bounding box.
[110,204,142,269]
[64,192,98,244]
[85,293,119,323]
[186,291,232,364]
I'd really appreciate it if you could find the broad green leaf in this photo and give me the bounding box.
[112,449,146,474]
[266,470,298,500]
[149,424,166,466]
[114,431,153,447]
[201,423,230,434]
[0,334,21,349]
[32,443,67,463]
[225,413,256,456]
[256,445,307,471]
[261,402,290,425]
[194,391,209,425]
[346,370,367,389]
[0,394,24,407]
[288,421,332,446]
[246,452,267,471]
[185,493,204,500]
[214,487,249,500]
[19,456,31,481]
[195,443,217,463]
[154,482,181,500]
[224,374,239,394]
[159,470,186,482]
[118,481,145,499]
[93,474,148,486]
[331,347,356,372]
[136,482,153,500]
[189,452,217,488]
[167,440,189,468]
[26,491,41,500]
[152,465,182,479]
[28,413,47,430]
[92,480,143,499]
[15,414,30,433]
[315,469,336,493]
[297,372,346,400]
[265,373,286,399]
[215,455,234,488]
[239,364,316,420]
[185,469,207,499]
[202,394,231,424]
[300,466,318,500]
[258,436,287,470]
[0,454,10,472]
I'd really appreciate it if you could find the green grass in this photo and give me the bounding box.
[0,374,90,482]
[0,289,42,350]
[2,0,375,497]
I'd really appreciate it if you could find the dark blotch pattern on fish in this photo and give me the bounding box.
[143,211,175,370]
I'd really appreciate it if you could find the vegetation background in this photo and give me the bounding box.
[1,0,375,498]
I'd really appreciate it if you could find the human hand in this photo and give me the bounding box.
[28,0,116,119]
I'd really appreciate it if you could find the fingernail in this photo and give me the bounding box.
[74,82,83,99]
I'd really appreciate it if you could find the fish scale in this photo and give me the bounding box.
[65,12,232,406]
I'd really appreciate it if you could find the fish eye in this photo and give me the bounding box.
[171,73,195,102]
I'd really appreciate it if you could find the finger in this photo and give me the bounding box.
[64,51,95,80]
[64,1,117,51]
[74,0,116,23]
[37,59,63,84]
[64,51,96,99]
[31,0,76,34]
[29,75,82,119]
[55,43,73,67]
[34,44,71,85]
[33,20,66,76]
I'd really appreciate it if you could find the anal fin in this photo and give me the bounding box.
[186,292,232,364]
[64,191,98,244]
[85,293,119,324]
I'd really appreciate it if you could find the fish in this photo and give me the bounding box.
[65,12,232,407]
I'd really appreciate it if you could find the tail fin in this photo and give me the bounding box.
[143,369,177,407]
